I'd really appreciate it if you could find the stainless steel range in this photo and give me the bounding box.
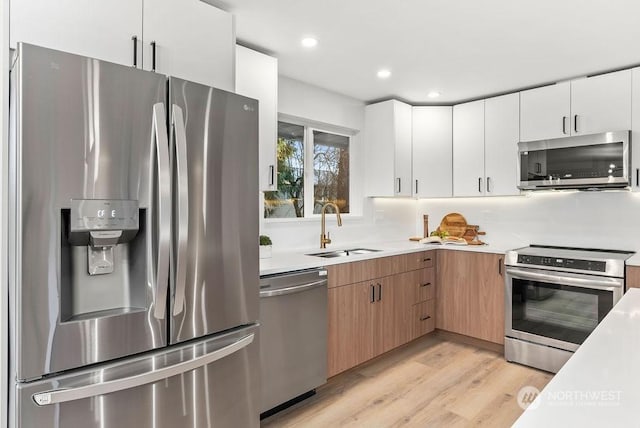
[504,245,634,373]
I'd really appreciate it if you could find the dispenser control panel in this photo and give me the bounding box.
[70,199,139,232]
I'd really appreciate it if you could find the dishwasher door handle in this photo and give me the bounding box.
[260,279,327,298]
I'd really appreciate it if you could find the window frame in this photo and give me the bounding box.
[265,115,357,221]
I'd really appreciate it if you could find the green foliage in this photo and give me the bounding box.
[259,235,272,246]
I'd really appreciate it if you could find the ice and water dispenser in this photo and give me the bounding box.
[61,199,147,321]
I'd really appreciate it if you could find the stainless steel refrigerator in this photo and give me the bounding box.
[8,43,259,427]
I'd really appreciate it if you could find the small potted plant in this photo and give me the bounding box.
[259,235,272,259]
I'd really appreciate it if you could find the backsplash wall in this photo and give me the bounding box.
[416,190,640,251]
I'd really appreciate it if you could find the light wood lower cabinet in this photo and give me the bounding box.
[436,250,505,344]
[327,253,436,377]
[626,266,640,289]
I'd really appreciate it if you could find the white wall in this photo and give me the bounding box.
[262,76,417,251]
[416,191,640,252]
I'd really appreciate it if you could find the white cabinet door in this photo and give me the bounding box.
[394,101,413,197]
[143,0,234,91]
[484,93,520,196]
[520,82,570,142]
[570,70,632,135]
[412,107,452,198]
[236,46,278,192]
[364,100,412,197]
[631,68,640,192]
[10,0,142,67]
[453,100,485,197]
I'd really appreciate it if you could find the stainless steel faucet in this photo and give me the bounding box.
[320,202,342,248]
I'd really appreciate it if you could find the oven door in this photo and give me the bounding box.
[505,267,623,351]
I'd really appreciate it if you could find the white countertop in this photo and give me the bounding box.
[514,288,640,427]
[259,239,514,276]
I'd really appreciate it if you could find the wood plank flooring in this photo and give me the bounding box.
[261,333,552,427]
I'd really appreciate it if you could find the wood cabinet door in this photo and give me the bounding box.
[436,251,505,344]
[236,46,278,192]
[626,266,640,289]
[412,106,453,198]
[484,93,520,196]
[327,281,376,377]
[570,70,632,136]
[453,100,486,197]
[519,82,570,142]
[143,0,234,90]
[10,0,142,67]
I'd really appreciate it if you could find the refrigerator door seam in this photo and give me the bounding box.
[31,333,255,406]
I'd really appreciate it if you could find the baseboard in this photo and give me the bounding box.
[435,329,504,355]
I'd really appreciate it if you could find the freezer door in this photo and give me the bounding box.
[12,325,259,428]
[169,77,259,343]
[9,44,169,381]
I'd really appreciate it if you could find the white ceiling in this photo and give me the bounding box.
[218,0,640,104]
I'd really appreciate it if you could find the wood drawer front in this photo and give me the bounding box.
[412,300,435,338]
[405,250,435,271]
[626,266,640,289]
[418,268,435,302]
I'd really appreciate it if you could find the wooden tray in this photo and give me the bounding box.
[438,213,468,237]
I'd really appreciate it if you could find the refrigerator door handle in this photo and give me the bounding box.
[171,104,189,316]
[32,333,255,406]
[151,103,171,320]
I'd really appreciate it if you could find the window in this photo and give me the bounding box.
[264,121,350,219]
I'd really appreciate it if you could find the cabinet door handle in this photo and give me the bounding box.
[370,284,375,303]
[397,178,401,194]
[636,168,639,187]
[377,283,382,301]
[574,114,578,133]
[486,176,491,193]
[498,258,503,276]
[420,282,431,287]
[415,179,419,195]
[562,116,567,134]
[269,165,275,186]
[478,177,483,193]
[535,162,542,174]
[151,41,157,72]
[420,315,431,321]
[131,35,138,67]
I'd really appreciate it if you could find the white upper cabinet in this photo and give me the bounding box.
[235,46,278,192]
[364,100,413,197]
[520,70,632,142]
[519,82,571,142]
[453,100,485,197]
[10,0,142,67]
[143,0,235,90]
[570,70,632,135]
[484,93,520,196]
[412,107,452,198]
[10,0,235,90]
[631,67,640,191]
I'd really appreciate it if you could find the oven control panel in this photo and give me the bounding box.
[517,255,606,272]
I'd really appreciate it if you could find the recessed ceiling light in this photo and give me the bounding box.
[377,69,391,79]
[427,91,441,99]
[301,37,318,48]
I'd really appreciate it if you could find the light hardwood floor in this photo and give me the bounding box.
[262,333,552,427]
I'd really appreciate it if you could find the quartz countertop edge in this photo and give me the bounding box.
[513,288,640,427]
[259,240,519,276]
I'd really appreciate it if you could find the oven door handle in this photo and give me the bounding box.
[506,267,622,291]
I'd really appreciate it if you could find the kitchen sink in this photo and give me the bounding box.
[307,248,382,258]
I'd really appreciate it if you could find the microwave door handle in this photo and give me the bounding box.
[151,103,171,320]
[171,105,189,316]
[506,267,620,291]
[32,333,255,406]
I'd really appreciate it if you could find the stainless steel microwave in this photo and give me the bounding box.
[517,131,631,190]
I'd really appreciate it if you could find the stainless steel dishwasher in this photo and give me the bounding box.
[259,268,328,416]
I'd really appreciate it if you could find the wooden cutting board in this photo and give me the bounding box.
[438,213,468,237]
